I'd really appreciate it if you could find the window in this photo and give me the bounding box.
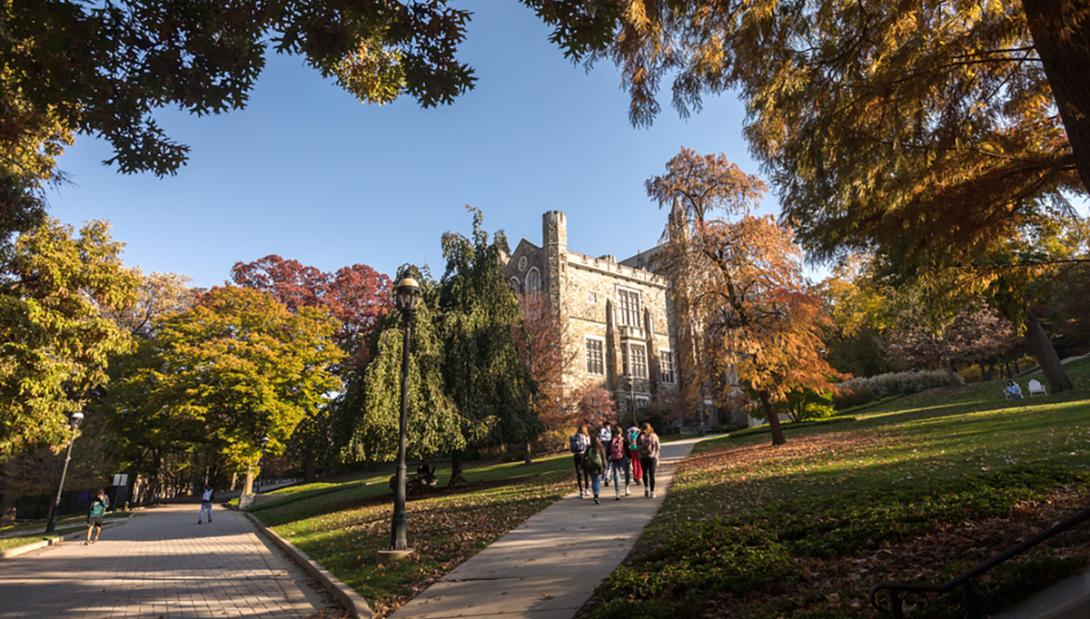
[626,343,648,379]
[509,277,521,292]
[525,267,542,295]
[659,350,675,383]
[585,338,604,375]
[618,288,641,327]
[587,291,597,304]
[518,256,528,272]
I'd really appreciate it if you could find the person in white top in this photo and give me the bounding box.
[198,486,214,524]
[597,421,613,486]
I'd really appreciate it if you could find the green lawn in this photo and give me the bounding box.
[584,359,1090,618]
[252,451,577,616]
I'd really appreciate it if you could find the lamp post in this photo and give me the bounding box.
[45,411,85,533]
[389,277,420,553]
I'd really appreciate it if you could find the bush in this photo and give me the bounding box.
[773,390,835,423]
[834,370,964,409]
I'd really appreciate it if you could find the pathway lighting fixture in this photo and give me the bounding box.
[388,277,420,554]
[45,411,85,534]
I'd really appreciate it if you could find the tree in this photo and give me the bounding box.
[699,216,843,446]
[232,255,391,476]
[3,1,475,184]
[513,294,578,460]
[0,218,137,460]
[351,266,464,464]
[529,1,1088,263]
[571,385,617,428]
[440,208,536,482]
[151,286,343,494]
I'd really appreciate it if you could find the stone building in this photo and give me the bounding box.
[504,211,706,425]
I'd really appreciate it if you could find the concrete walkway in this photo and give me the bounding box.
[392,435,714,619]
[0,504,337,618]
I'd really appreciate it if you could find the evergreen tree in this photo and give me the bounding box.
[440,209,536,484]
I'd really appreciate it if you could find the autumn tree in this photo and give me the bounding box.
[0,218,138,460]
[514,294,578,460]
[352,266,464,464]
[231,255,391,476]
[571,384,617,428]
[440,208,536,483]
[150,286,343,495]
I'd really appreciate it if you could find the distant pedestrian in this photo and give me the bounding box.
[626,423,643,486]
[569,425,591,498]
[638,423,661,498]
[583,434,606,504]
[85,487,110,545]
[608,424,629,499]
[198,485,214,524]
[597,421,613,486]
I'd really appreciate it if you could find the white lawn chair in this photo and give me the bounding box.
[1027,379,1046,396]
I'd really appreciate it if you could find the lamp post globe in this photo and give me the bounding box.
[45,410,85,533]
[387,276,420,556]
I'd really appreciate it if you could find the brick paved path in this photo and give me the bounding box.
[0,504,339,618]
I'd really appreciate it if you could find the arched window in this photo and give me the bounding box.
[525,267,542,295]
[509,276,521,293]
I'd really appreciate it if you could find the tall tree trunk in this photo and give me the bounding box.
[242,467,255,496]
[524,441,533,465]
[759,392,787,446]
[1023,0,1090,191]
[1024,309,1074,392]
[449,450,467,487]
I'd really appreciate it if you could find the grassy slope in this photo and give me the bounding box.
[252,452,576,616]
[585,359,1090,619]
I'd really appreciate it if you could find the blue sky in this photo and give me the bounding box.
[44,1,777,288]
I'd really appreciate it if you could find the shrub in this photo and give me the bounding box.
[834,370,963,409]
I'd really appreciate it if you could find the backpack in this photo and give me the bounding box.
[569,433,584,454]
[583,446,603,473]
[609,436,625,461]
[627,428,640,451]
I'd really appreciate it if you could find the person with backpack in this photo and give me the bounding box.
[638,422,661,498]
[198,485,214,524]
[608,424,630,498]
[583,434,607,504]
[85,487,110,545]
[626,423,643,486]
[570,425,590,498]
[597,421,613,486]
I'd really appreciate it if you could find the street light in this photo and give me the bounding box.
[389,277,420,553]
[45,411,85,533]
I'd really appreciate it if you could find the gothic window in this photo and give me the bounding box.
[626,343,648,380]
[659,350,675,383]
[618,288,641,327]
[509,276,521,293]
[585,338,604,375]
[518,256,528,272]
[526,267,542,296]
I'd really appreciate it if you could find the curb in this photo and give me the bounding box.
[1,514,134,559]
[245,512,373,619]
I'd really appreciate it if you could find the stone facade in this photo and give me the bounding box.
[505,211,692,420]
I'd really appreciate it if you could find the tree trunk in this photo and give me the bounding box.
[449,450,467,487]
[0,466,15,524]
[1023,0,1090,192]
[759,392,787,446]
[242,467,255,496]
[1024,309,1074,392]
[524,441,533,465]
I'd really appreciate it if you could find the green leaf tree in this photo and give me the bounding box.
[440,208,536,484]
[0,218,137,460]
[351,266,464,464]
[152,286,343,494]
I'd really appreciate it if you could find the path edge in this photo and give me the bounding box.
[1,515,134,560]
[245,512,374,619]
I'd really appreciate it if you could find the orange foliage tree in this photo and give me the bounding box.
[513,294,578,459]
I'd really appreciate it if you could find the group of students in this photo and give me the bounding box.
[569,421,661,505]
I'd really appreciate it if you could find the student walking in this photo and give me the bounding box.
[625,424,643,486]
[85,487,110,545]
[597,421,613,486]
[638,423,661,498]
[607,425,629,499]
[198,485,214,524]
[583,434,606,504]
[569,425,591,498]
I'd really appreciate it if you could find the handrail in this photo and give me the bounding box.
[871,504,1090,618]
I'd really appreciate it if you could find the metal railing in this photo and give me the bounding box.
[871,504,1090,618]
